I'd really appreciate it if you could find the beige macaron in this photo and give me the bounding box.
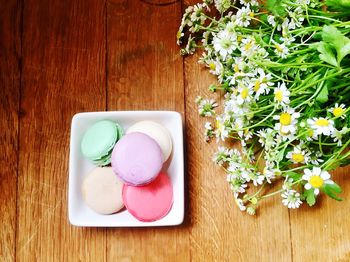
[82,167,124,215]
[126,121,173,162]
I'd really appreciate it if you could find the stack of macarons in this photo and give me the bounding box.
[80,120,174,222]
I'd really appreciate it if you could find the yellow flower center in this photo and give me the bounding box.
[209,62,216,70]
[176,31,182,40]
[275,90,283,102]
[280,113,292,125]
[241,88,249,99]
[275,44,283,52]
[315,119,329,127]
[249,12,255,17]
[234,64,239,73]
[237,35,243,43]
[254,81,260,92]
[333,107,344,117]
[307,129,314,137]
[244,42,253,51]
[292,153,304,163]
[309,175,324,188]
[216,120,223,130]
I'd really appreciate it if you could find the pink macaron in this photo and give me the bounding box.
[122,172,173,222]
[111,132,163,186]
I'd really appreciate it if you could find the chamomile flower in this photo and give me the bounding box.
[213,30,237,60]
[236,7,253,27]
[214,0,231,13]
[307,117,335,136]
[274,43,289,58]
[240,0,259,6]
[234,193,246,211]
[236,84,253,105]
[267,15,277,27]
[251,68,273,98]
[328,103,347,119]
[286,145,310,164]
[302,167,334,195]
[274,107,300,135]
[207,59,223,76]
[204,122,214,142]
[215,116,229,141]
[197,98,218,116]
[274,82,290,106]
[240,37,258,58]
[331,127,350,146]
[281,189,302,209]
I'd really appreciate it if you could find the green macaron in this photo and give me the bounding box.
[81,120,124,166]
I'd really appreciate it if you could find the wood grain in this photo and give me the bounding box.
[0,0,21,260]
[17,0,107,260]
[105,0,189,261]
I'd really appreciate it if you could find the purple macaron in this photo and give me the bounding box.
[111,132,163,186]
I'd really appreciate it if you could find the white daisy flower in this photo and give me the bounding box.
[307,117,335,136]
[331,127,349,146]
[302,167,334,195]
[274,82,290,106]
[328,103,347,119]
[207,58,223,76]
[234,192,246,211]
[281,189,302,209]
[215,116,229,141]
[213,30,237,60]
[286,145,310,164]
[274,43,289,58]
[273,107,300,135]
[267,15,276,27]
[310,152,324,165]
[240,37,258,58]
[204,122,214,142]
[235,7,253,27]
[263,167,281,183]
[197,99,218,116]
[236,84,253,105]
[240,0,259,6]
[214,0,231,13]
[251,68,273,99]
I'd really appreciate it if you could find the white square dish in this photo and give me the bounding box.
[68,111,184,227]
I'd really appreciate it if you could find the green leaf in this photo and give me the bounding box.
[323,183,343,201]
[340,158,350,167]
[316,84,329,103]
[326,0,350,11]
[304,189,316,206]
[266,0,287,17]
[317,42,338,67]
[322,26,350,64]
[286,171,302,182]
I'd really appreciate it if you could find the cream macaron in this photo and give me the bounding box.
[126,121,173,162]
[82,167,124,215]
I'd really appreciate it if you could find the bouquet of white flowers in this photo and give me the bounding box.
[178,0,350,214]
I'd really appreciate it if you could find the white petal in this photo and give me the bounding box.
[313,167,321,176]
[304,169,312,176]
[302,174,310,181]
[325,180,334,185]
[305,183,312,190]
[314,188,320,195]
[320,171,330,180]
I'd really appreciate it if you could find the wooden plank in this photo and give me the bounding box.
[0,0,21,260]
[106,0,189,260]
[290,165,350,261]
[17,0,107,261]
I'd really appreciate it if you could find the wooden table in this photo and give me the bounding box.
[1,0,350,261]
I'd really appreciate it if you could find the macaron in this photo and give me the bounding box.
[122,172,173,222]
[111,132,163,186]
[81,120,123,166]
[127,121,173,162]
[82,167,124,215]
